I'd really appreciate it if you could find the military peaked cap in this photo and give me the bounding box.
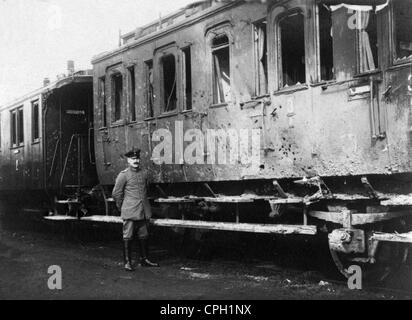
[124,149,141,159]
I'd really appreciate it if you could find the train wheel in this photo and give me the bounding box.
[328,220,409,283]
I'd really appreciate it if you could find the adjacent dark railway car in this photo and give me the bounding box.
[90,0,412,278]
[0,69,97,213]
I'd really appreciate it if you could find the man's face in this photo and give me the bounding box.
[127,157,140,169]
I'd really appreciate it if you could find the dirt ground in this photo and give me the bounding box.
[0,216,411,300]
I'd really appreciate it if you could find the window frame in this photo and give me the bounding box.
[99,76,107,128]
[274,8,308,91]
[10,106,24,148]
[316,4,335,82]
[111,72,124,124]
[253,19,269,97]
[353,8,380,76]
[206,23,233,106]
[211,34,230,105]
[144,60,154,119]
[154,45,180,116]
[127,65,137,123]
[31,99,40,144]
[181,46,193,111]
[159,52,178,113]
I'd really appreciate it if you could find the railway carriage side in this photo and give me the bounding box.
[91,0,412,279]
[0,92,44,201]
[0,72,97,213]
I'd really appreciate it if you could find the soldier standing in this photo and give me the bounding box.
[112,149,159,271]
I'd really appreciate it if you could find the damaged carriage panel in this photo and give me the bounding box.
[92,0,412,189]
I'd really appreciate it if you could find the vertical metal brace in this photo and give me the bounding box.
[303,205,308,226]
[342,209,353,229]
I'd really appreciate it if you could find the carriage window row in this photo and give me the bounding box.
[99,2,411,123]
[8,101,40,148]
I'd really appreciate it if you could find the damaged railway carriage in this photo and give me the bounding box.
[92,0,412,278]
[0,71,97,214]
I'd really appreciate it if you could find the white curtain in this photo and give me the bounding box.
[257,27,267,94]
[357,10,376,73]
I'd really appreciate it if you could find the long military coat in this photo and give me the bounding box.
[112,167,152,221]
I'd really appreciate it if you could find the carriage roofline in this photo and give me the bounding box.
[90,0,389,65]
[0,71,93,112]
[91,1,242,65]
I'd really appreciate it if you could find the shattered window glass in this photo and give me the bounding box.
[254,20,268,95]
[161,54,177,112]
[279,11,306,87]
[212,34,231,104]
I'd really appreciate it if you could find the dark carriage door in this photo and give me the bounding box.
[44,82,95,193]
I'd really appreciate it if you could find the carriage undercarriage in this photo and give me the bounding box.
[46,174,412,281]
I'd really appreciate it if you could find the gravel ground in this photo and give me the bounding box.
[0,216,411,300]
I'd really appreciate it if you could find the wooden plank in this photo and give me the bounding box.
[155,198,199,203]
[151,219,317,235]
[381,194,412,206]
[249,195,276,201]
[371,232,412,244]
[81,216,122,223]
[309,210,410,226]
[203,197,254,203]
[44,216,78,221]
[273,181,287,198]
[309,211,342,224]
[331,194,370,201]
[353,211,410,225]
[268,198,304,205]
[46,215,317,235]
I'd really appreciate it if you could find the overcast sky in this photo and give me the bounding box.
[0,0,196,105]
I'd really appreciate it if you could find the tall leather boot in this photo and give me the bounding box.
[137,238,159,267]
[123,240,134,271]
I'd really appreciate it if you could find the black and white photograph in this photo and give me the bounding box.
[0,0,412,304]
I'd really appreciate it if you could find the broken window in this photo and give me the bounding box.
[319,5,334,81]
[212,34,231,104]
[32,100,39,142]
[161,54,177,112]
[11,107,23,147]
[112,73,123,122]
[182,47,193,110]
[254,20,268,95]
[279,11,306,87]
[128,66,136,122]
[354,9,378,73]
[145,60,154,118]
[99,77,107,127]
[393,0,412,61]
